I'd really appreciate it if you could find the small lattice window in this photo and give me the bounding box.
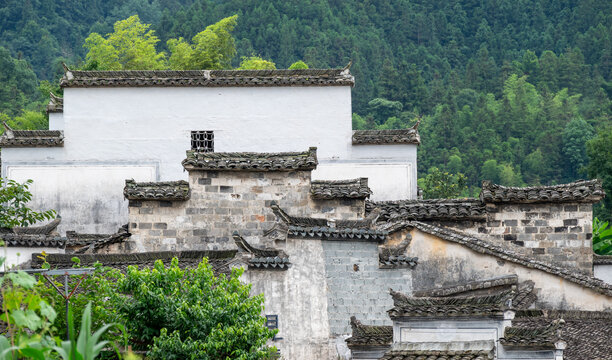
[191,131,214,152]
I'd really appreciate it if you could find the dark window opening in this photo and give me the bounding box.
[191,131,214,152]
[266,315,282,340]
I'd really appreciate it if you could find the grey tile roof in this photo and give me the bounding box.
[46,93,63,113]
[379,233,418,268]
[310,178,372,200]
[397,221,612,297]
[182,147,318,172]
[32,250,238,276]
[413,274,519,297]
[345,316,393,348]
[512,310,612,360]
[123,179,190,201]
[480,179,605,204]
[367,199,486,222]
[60,68,354,88]
[0,234,66,248]
[500,320,563,349]
[67,226,131,253]
[352,122,421,145]
[270,203,387,241]
[0,124,63,148]
[232,232,290,270]
[12,217,61,235]
[594,254,612,265]
[380,350,492,360]
[388,289,512,319]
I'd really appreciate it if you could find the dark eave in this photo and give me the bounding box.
[310,178,372,200]
[182,147,318,172]
[480,179,604,204]
[124,179,190,201]
[0,127,64,148]
[367,198,486,222]
[61,68,354,88]
[352,129,420,145]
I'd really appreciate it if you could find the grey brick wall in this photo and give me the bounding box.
[445,202,593,274]
[321,240,412,335]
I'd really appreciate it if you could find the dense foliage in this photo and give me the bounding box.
[0,0,611,218]
[0,178,56,229]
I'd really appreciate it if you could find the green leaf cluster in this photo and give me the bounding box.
[0,178,56,229]
[418,167,467,199]
[593,218,612,255]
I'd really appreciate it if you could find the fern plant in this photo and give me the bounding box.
[593,217,612,255]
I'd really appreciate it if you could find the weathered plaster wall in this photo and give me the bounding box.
[321,240,412,334]
[3,246,64,269]
[313,161,416,201]
[409,229,612,310]
[6,164,156,234]
[243,238,336,359]
[128,170,313,251]
[309,198,365,220]
[48,112,63,130]
[438,202,594,274]
[595,265,612,284]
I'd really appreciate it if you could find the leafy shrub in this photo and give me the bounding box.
[111,258,276,359]
[593,217,612,255]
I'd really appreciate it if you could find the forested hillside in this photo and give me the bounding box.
[1,0,611,216]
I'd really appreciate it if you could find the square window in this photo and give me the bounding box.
[191,131,214,152]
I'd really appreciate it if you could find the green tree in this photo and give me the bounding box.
[84,15,166,70]
[562,118,594,181]
[0,178,55,228]
[419,167,467,199]
[113,258,276,359]
[586,127,612,222]
[167,15,238,70]
[367,98,403,125]
[288,60,308,69]
[238,56,276,70]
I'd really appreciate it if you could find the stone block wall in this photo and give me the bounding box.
[321,240,412,335]
[455,202,593,274]
[128,170,314,251]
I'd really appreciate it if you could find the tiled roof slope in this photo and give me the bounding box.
[500,320,563,349]
[46,93,63,113]
[480,179,604,204]
[512,310,612,360]
[270,203,387,241]
[32,250,238,275]
[310,178,372,200]
[232,232,290,270]
[345,316,392,348]
[182,147,318,171]
[0,234,65,248]
[352,122,421,145]
[0,125,64,148]
[380,350,492,360]
[124,179,190,201]
[594,254,612,265]
[61,68,354,88]
[403,221,612,297]
[413,274,519,297]
[367,199,486,222]
[388,289,512,319]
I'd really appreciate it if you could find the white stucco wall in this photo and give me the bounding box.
[2,246,64,270]
[595,264,612,285]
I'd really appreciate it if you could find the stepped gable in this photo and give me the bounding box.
[387,289,512,319]
[512,310,612,359]
[480,179,604,204]
[310,178,372,200]
[270,202,387,241]
[380,350,492,360]
[60,68,354,88]
[0,123,63,148]
[46,93,63,113]
[232,232,290,270]
[392,221,612,297]
[33,250,238,276]
[352,121,421,145]
[182,147,318,171]
[500,320,564,349]
[124,179,190,201]
[345,316,392,348]
[367,198,486,222]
